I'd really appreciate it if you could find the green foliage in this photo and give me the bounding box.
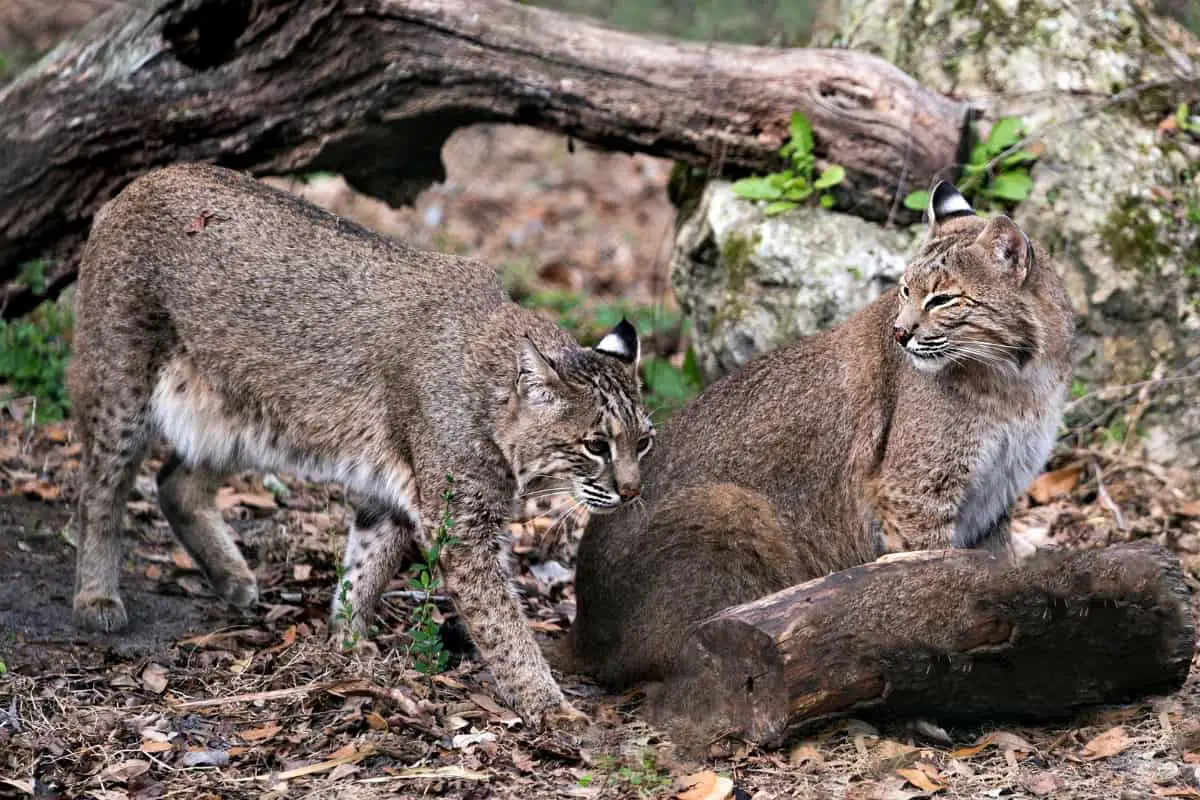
[731,112,845,216]
[0,295,72,421]
[1176,102,1200,136]
[0,658,7,675]
[407,475,460,675]
[333,562,360,651]
[18,259,47,294]
[904,116,1038,214]
[577,751,672,797]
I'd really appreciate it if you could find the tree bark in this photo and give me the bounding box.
[0,0,968,318]
[650,541,1195,750]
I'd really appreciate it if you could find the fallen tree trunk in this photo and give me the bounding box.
[650,541,1195,750]
[0,0,968,318]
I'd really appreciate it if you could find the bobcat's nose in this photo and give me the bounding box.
[892,326,913,345]
[618,483,641,500]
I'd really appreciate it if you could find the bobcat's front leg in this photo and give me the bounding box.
[433,489,584,730]
[870,471,964,553]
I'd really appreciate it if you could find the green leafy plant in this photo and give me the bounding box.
[0,295,73,421]
[642,346,703,423]
[731,111,846,215]
[577,751,672,797]
[407,474,460,675]
[333,561,359,651]
[1176,102,1200,136]
[904,116,1038,213]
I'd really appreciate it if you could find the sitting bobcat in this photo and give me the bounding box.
[566,182,1075,689]
[68,163,655,728]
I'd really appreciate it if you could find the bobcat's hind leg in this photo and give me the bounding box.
[329,498,418,648]
[157,453,258,608]
[72,400,152,633]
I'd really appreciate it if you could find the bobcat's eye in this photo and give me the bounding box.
[924,293,959,310]
[583,439,609,458]
[899,284,909,299]
[636,436,654,457]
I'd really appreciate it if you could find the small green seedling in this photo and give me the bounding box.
[905,116,1038,213]
[407,474,460,675]
[732,111,846,215]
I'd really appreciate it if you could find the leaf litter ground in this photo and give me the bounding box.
[1,419,1198,799]
[1,128,1199,799]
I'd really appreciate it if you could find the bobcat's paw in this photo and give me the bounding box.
[73,594,129,633]
[213,574,259,608]
[535,701,591,732]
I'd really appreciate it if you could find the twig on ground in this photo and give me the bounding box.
[1091,459,1128,532]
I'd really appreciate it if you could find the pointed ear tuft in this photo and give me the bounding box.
[517,337,563,406]
[928,181,976,226]
[594,318,640,367]
[973,215,1034,284]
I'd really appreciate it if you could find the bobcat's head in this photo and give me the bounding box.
[502,320,654,514]
[892,181,1049,375]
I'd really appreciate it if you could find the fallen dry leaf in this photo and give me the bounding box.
[17,479,60,502]
[896,766,944,793]
[239,723,282,743]
[1154,787,1200,798]
[364,711,389,731]
[875,739,919,760]
[789,742,824,766]
[141,740,173,754]
[274,744,375,780]
[171,549,197,571]
[216,487,277,512]
[102,759,151,783]
[1184,752,1200,764]
[1021,771,1064,796]
[140,663,169,694]
[1080,726,1132,761]
[1179,501,1200,517]
[674,770,734,800]
[952,731,1036,758]
[1028,462,1083,504]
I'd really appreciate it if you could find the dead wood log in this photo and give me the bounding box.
[0,0,969,318]
[651,541,1196,750]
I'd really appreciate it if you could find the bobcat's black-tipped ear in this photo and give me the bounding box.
[927,181,976,226]
[594,318,640,367]
[517,337,563,406]
[973,215,1035,285]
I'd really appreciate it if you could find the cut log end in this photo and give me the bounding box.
[654,541,1195,751]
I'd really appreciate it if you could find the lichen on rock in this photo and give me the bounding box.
[672,183,916,381]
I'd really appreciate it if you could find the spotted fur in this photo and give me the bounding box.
[68,164,653,729]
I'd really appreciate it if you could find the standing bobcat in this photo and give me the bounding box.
[567,182,1075,687]
[68,163,655,728]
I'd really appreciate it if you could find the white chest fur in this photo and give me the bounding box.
[954,386,1064,549]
